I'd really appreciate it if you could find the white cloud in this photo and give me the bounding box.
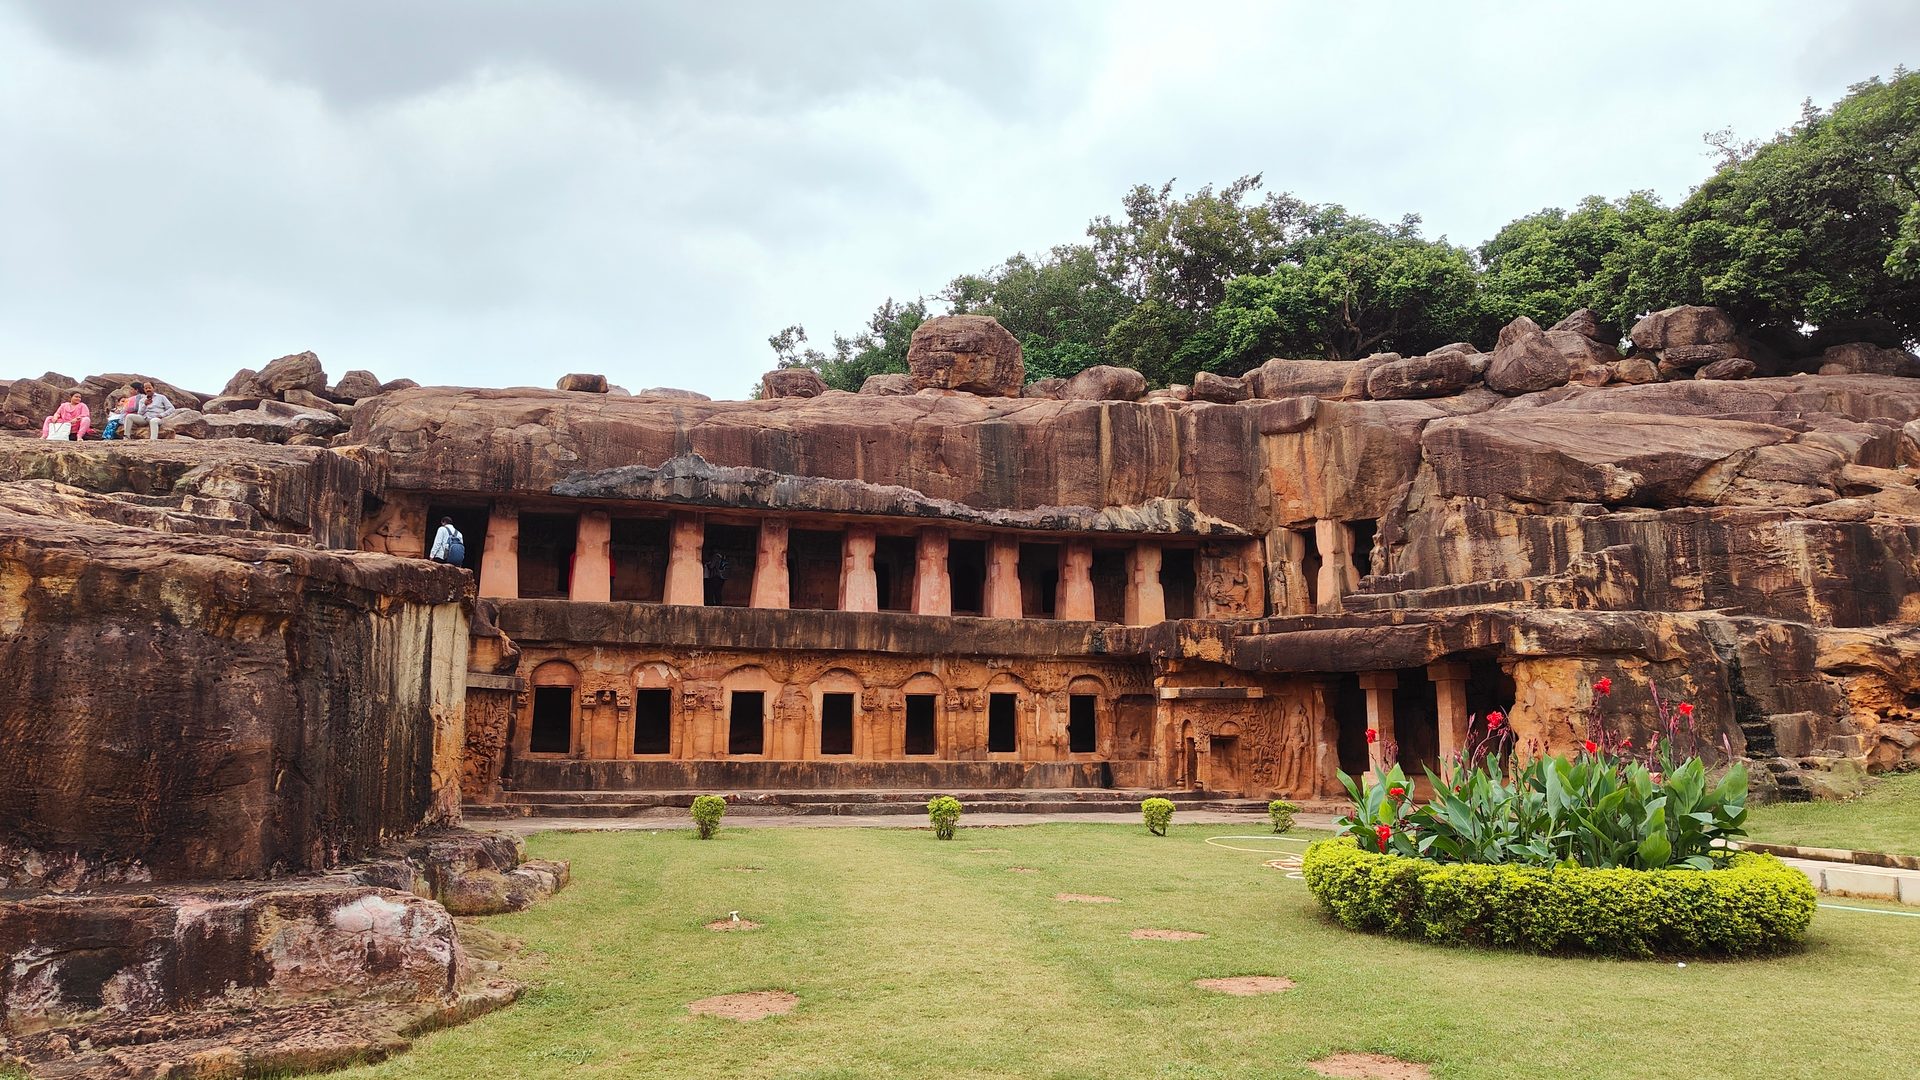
[0,0,1913,398]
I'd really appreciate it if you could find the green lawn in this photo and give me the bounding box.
[342,823,1920,1080]
[1746,771,1920,855]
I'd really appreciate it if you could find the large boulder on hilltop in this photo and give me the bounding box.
[1059,365,1148,401]
[380,378,420,394]
[638,386,712,401]
[1486,319,1570,395]
[556,373,609,393]
[859,373,915,396]
[1022,377,1066,399]
[1551,308,1614,345]
[223,368,268,399]
[38,371,78,390]
[1630,305,1738,353]
[1246,358,1370,400]
[907,315,1024,396]
[1612,357,1661,384]
[760,368,828,399]
[1,377,63,430]
[331,369,384,401]
[256,351,329,397]
[1189,371,1250,404]
[1366,351,1477,400]
[1817,342,1920,378]
[1697,357,1757,381]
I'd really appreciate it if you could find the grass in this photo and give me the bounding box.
[338,822,1920,1080]
[1746,770,1920,854]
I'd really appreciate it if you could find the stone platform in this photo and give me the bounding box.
[465,787,1278,820]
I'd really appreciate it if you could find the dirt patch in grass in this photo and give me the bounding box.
[1193,976,1294,995]
[968,847,1010,854]
[1131,929,1207,941]
[705,918,761,932]
[1006,866,1038,873]
[1308,1052,1432,1079]
[1055,893,1119,903]
[686,991,797,1021]
[721,866,765,873]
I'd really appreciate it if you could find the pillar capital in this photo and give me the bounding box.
[1426,660,1470,682]
[1357,671,1398,691]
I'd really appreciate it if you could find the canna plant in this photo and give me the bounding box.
[1334,682,1750,870]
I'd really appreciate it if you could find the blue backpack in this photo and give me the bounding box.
[445,532,466,566]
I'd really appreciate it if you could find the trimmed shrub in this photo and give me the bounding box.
[1301,837,1816,957]
[1268,799,1298,834]
[690,794,727,839]
[927,795,963,840]
[1142,797,1175,836]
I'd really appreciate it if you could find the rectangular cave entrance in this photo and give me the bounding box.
[988,693,1019,753]
[1331,673,1368,776]
[1347,519,1378,579]
[1019,543,1060,618]
[1068,694,1098,754]
[1464,654,1518,742]
[1161,547,1196,620]
[518,512,578,599]
[728,690,765,755]
[873,535,916,611]
[820,692,854,756]
[1090,548,1127,623]
[948,539,986,616]
[611,517,669,603]
[789,528,844,610]
[1293,525,1322,612]
[529,685,573,754]
[905,694,937,756]
[1393,668,1440,777]
[703,523,758,607]
[424,503,488,571]
[633,688,672,755]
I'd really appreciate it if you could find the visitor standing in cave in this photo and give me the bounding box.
[429,517,466,566]
[704,549,729,605]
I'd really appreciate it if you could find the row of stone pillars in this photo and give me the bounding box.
[1359,662,1472,779]
[477,508,1172,624]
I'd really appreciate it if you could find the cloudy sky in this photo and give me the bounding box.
[2,2,1914,399]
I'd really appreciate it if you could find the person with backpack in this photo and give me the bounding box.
[429,517,467,566]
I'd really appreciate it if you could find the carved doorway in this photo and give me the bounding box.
[1209,727,1245,796]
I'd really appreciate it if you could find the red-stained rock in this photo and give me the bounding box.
[257,351,329,397]
[907,315,1024,396]
[760,367,828,399]
[1612,356,1660,384]
[556,372,610,393]
[1059,364,1148,401]
[1189,371,1250,403]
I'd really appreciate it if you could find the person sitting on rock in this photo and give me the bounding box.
[120,382,175,440]
[101,390,138,439]
[429,517,467,566]
[40,391,91,440]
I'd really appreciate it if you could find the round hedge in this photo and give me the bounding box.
[1301,837,1816,957]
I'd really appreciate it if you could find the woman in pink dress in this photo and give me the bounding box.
[40,391,91,440]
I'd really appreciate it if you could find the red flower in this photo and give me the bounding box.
[1593,677,1613,696]
[1677,702,1694,718]
[1374,824,1392,852]
[1487,711,1505,729]
[1388,785,1406,799]
[1365,728,1378,744]
[1582,739,1599,755]
[1650,771,1664,784]
[1620,738,1633,749]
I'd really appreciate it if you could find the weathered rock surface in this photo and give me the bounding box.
[1551,307,1614,344]
[257,351,329,397]
[1189,371,1250,404]
[1059,364,1148,401]
[331,369,384,401]
[1365,351,1477,400]
[556,372,610,393]
[1631,305,1739,354]
[859,373,915,396]
[760,367,828,399]
[1486,319,1572,395]
[907,315,1024,396]
[638,386,712,401]
[1697,357,1757,381]
[1818,341,1920,378]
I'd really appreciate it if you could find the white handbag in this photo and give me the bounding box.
[45,422,71,441]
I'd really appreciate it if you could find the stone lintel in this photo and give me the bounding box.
[1156,687,1265,700]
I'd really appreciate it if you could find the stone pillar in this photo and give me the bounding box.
[912,527,951,616]
[983,536,1022,619]
[1314,519,1350,614]
[587,690,620,759]
[1124,542,1166,626]
[840,526,878,612]
[751,519,790,609]
[663,514,704,606]
[1359,670,1397,780]
[1427,661,1470,773]
[478,504,519,599]
[1307,679,1341,797]
[1057,541,1095,621]
[571,510,612,603]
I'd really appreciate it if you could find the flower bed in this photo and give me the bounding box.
[1302,837,1817,957]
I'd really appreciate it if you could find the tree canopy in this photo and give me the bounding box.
[777,67,1920,391]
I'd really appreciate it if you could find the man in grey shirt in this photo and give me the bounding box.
[120,382,175,440]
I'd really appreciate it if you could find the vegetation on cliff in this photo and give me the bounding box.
[775,68,1920,390]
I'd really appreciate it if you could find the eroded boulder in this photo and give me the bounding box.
[760,368,828,399]
[907,315,1024,396]
[1059,365,1148,402]
[1551,308,1615,345]
[556,373,610,393]
[257,351,329,397]
[1486,319,1571,395]
[1697,357,1757,381]
[859,373,915,396]
[1189,371,1250,404]
[1365,351,1477,400]
[1818,342,1920,378]
[331,369,384,401]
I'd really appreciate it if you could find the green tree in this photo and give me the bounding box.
[945,245,1130,380]
[1648,69,1920,345]
[1479,192,1671,337]
[1207,208,1484,369]
[768,297,929,392]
